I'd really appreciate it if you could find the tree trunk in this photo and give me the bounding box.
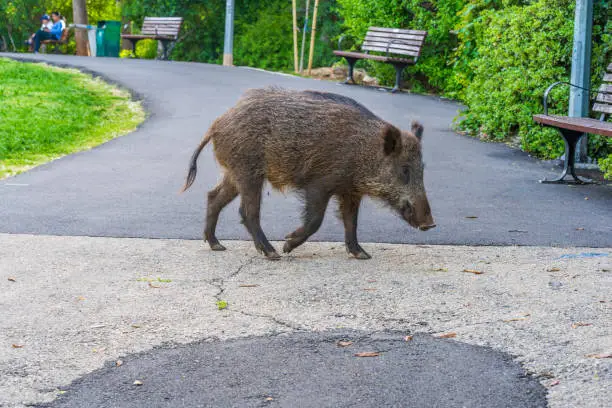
[72,0,89,56]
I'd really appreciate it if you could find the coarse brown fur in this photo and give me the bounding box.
[182,87,435,260]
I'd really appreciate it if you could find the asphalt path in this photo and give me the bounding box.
[1,54,611,247]
[40,332,546,408]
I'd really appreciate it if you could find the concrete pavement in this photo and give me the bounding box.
[1,234,610,407]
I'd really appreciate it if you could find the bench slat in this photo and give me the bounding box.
[369,26,427,36]
[364,31,426,43]
[598,84,612,93]
[533,114,612,137]
[142,23,182,28]
[142,28,181,34]
[143,17,183,22]
[593,103,612,115]
[361,45,420,57]
[333,50,416,64]
[596,92,612,103]
[363,34,424,47]
[362,40,421,52]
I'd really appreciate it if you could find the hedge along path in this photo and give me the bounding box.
[0,58,145,179]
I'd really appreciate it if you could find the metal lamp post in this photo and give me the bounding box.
[569,0,593,162]
[223,0,235,66]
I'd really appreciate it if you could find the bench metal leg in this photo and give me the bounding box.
[342,57,358,85]
[391,62,408,93]
[540,129,593,184]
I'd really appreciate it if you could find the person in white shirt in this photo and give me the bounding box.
[26,15,54,49]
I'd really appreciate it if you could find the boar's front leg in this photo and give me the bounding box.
[283,188,331,254]
[339,194,371,260]
[237,178,280,260]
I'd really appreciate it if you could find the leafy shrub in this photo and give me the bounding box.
[135,39,157,59]
[457,0,610,161]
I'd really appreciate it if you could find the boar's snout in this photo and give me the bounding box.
[402,196,435,232]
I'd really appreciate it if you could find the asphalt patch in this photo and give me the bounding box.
[41,331,546,408]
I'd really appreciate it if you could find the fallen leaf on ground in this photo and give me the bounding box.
[216,300,228,310]
[584,197,589,200]
[133,380,143,386]
[131,324,141,329]
[363,288,377,291]
[416,245,430,248]
[7,277,16,282]
[77,296,86,301]
[116,360,123,367]
[148,282,161,288]
[465,216,478,219]
[585,353,612,359]
[436,332,457,339]
[404,335,413,342]
[367,279,377,283]
[547,267,561,272]
[576,227,584,231]
[337,340,353,347]
[571,322,592,329]
[239,284,259,288]
[503,316,529,322]
[549,379,560,387]
[354,352,380,357]
[265,397,274,401]
[11,344,23,348]
[432,267,448,272]
[462,269,484,275]
[508,229,528,233]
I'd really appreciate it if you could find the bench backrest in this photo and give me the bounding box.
[361,27,427,59]
[593,62,612,116]
[141,17,183,39]
[59,28,69,43]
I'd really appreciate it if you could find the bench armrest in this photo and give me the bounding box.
[542,81,597,115]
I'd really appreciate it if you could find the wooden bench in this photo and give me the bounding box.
[40,28,70,54]
[533,62,612,184]
[333,26,427,93]
[121,17,183,60]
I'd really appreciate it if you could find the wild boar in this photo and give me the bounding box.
[181,87,435,260]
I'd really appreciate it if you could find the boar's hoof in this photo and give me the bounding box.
[352,251,372,260]
[282,241,294,254]
[209,242,227,251]
[265,251,281,261]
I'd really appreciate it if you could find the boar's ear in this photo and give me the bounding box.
[411,121,424,140]
[382,125,402,156]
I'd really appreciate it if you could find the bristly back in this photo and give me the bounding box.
[301,90,380,120]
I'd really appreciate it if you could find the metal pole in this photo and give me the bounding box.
[223,0,235,66]
[299,0,310,73]
[569,0,593,162]
[292,0,299,73]
[307,0,320,75]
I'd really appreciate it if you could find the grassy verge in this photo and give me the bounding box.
[0,58,145,179]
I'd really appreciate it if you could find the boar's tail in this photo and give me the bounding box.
[180,131,212,193]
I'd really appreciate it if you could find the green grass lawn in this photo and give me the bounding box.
[0,58,145,178]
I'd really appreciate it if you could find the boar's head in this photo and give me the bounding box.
[373,121,435,231]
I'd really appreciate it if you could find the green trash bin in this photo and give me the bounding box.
[96,20,121,57]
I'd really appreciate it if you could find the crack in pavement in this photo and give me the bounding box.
[207,255,304,331]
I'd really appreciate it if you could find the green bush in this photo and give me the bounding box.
[457,0,610,161]
[135,38,157,59]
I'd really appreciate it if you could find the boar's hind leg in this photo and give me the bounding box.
[339,195,370,260]
[205,176,238,251]
[283,189,331,254]
[237,178,280,260]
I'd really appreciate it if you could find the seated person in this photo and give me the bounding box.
[33,11,65,53]
[26,15,53,49]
